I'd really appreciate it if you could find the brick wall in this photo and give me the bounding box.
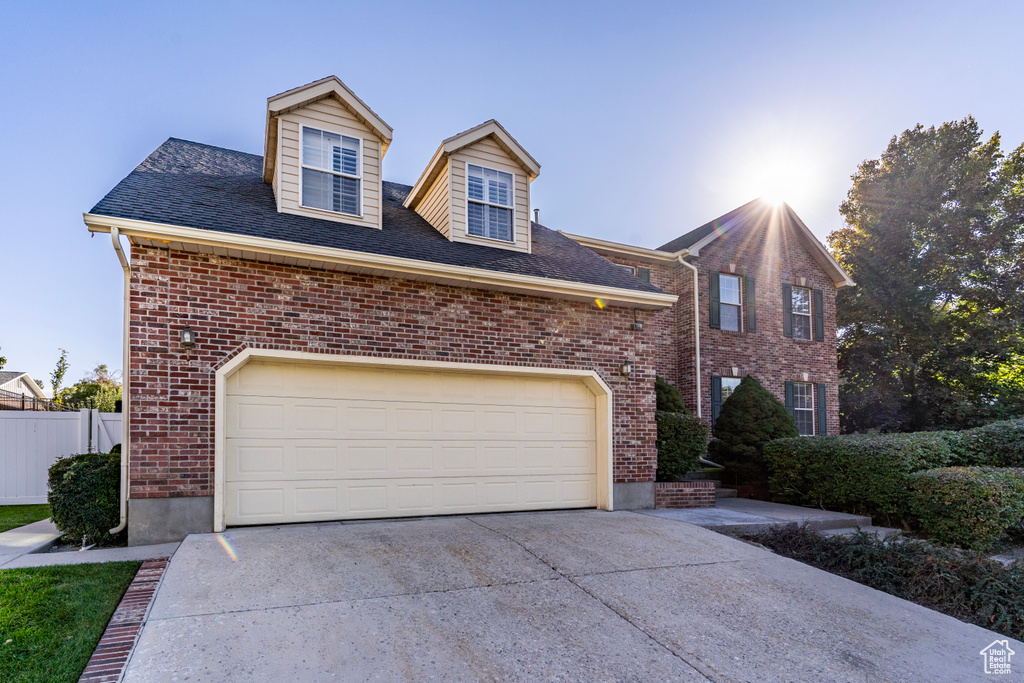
[654,481,715,508]
[601,219,842,434]
[127,246,660,499]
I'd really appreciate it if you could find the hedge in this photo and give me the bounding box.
[47,452,121,544]
[941,419,1024,468]
[910,467,1024,549]
[764,432,952,524]
[655,411,708,482]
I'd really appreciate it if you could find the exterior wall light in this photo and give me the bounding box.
[620,360,634,380]
[181,325,196,358]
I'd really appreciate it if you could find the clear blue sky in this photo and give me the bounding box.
[1,1,1022,387]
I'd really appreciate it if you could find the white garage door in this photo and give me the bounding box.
[224,360,599,526]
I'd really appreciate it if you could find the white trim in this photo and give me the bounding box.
[560,232,683,262]
[792,380,815,436]
[464,161,516,244]
[791,284,812,341]
[83,214,677,310]
[213,349,615,532]
[0,373,46,399]
[299,124,363,219]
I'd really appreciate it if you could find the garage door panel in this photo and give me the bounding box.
[224,474,598,525]
[225,362,600,526]
[226,439,596,481]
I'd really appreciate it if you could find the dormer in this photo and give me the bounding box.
[263,76,393,230]
[404,120,540,253]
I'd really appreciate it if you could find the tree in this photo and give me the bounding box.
[0,346,6,370]
[708,375,798,485]
[50,348,69,403]
[829,118,1024,432]
[59,364,122,412]
[655,376,690,414]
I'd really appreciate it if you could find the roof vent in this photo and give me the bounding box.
[534,208,540,224]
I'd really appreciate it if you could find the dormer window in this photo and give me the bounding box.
[301,126,361,216]
[467,164,514,242]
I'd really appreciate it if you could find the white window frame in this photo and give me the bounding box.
[617,264,637,276]
[465,161,516,243]
[721,377,742,402]
[299,125,363,218]
[720,273,743,332]
[793,381,815,436]
[791,285,812,340]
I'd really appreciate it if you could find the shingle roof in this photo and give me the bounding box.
[0,371,28,385]
[658,199,767,252]
[90,139,661,295]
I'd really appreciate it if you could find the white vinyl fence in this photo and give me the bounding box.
[0,409,122,505]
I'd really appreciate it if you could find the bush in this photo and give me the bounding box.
[910,467,1024,549]
[655,411,708,481]
[655,376,690,414]
[941,419,1024,467]
[48,452,121,544]
[743,525,1023,641]
[765,432,952,524]
[709,375,797,484]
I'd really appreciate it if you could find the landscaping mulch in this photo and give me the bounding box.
[78,557,169,683]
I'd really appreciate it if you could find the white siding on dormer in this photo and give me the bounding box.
[449,137,530,253]
[417,161,451,238]
[274,97,382,230]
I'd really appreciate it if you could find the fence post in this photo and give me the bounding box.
[79,409,91,453]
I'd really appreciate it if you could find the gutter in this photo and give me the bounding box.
[108,227,130,535]
[676,254,702,419]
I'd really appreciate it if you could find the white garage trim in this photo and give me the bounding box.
[214,349,614,532]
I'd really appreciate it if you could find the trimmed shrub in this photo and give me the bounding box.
[709,375,797,484]
[941,419,1024,467]
[47,452,121,544]
[743,525,1023,641]
[655,411,708,481]
[910,467,1024,549]
[765,432,952,524]
[655,376,690,415]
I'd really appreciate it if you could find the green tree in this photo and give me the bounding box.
[655,376,690,414]
[60,364,122,412]
[49,348,69,404]
[829,118,1024,432]
[708,375,798,485]
[0,346,6,370]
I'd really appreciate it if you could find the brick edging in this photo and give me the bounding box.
[78,557,169,683]
[655,480,716,509]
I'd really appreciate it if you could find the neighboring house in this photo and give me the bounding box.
[566,199,853,436]
[84,76,851,545]
[0,371,47,407]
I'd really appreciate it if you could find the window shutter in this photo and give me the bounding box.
[744,276,756,333]
[816,383,827,435]
[711,375,723,425]
[637,267,651,284]
[814,289,824,341]
[784,381,795,418]
[709,271,721,329]
[782,283,793,338]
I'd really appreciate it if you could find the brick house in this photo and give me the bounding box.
[85,77,851,545]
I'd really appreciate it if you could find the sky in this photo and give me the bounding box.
[1,1,1022,388]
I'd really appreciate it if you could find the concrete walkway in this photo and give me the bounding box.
[1,541,180,569]
[641,497,874,533]
[123,510,1019,681]
[0,518,62,567]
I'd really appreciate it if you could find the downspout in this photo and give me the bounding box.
[109,227,130,534]
[675,254,701,419]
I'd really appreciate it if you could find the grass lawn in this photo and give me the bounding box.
[0,562,139,683]
[0,505,51,533]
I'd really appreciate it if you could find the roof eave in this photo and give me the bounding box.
[559,232,684,262]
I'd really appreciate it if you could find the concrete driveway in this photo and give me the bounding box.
[123,510,1020,682]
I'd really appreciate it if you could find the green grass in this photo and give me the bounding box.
[0,562,140,683]
[0,505,51,533]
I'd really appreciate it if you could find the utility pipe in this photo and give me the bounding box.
[109,227,130,534]
[676,254,701,419]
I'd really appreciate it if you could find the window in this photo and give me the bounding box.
[721,377,742,402]
[301,127,361,216]
[791,286,811,340]
[618,264,637,276]
[720,274,742,331]
[467,164,514,241]
[793,381,815,436]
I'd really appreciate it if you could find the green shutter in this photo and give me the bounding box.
[784,380,795,418]
[817,383,827,435]
[745,276,756,333]
[711,375,723,425]
[709,271,721,329]
[814,289,824,341]
[637,267,651,284]
[782,283,793,338]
